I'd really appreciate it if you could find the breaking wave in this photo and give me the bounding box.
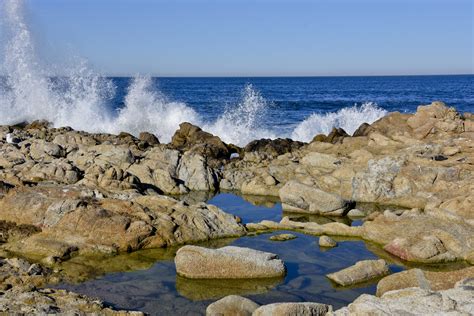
[291,102,388,142]
[0,0,388,146]
[204,84,277,145]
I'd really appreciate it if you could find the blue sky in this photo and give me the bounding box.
[7,0,474,76]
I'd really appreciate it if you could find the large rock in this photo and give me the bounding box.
[244,138,305,158]
[177,153,220,191]
[206,295,259,316]
[376,267,474,296]
[127,147,184,194]
[279,181,352,216]
[29,140,65,161]
[351,156,406,204]
[361,213,474,264]
[326,259,390,286]
[253,302,331,316]
[170,122,230,159]
[332,278,474,315]
[175,245,286,279]
[407,101,465,138]
[0,186,245,259]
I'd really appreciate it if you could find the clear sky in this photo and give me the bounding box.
[6,0,474,76]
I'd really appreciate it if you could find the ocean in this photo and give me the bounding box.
[1,75,473,146]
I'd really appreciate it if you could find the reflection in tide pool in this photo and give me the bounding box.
[55,193,405,315]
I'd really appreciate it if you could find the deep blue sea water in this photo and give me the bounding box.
[110,75,473,127]
[1,74,472,145]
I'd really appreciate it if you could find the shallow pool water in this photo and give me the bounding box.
[55,193,405,315]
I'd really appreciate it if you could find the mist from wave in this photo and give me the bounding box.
[0,0,388,146]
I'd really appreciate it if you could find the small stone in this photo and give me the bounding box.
[206,295,259,316]
[347,208,365,217]
[319,235,337,247]
[42,256,60,266]
[269,234,297,241]
[27,263,43,276]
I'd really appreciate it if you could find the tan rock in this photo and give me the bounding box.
[319,235,337,247]
[206,295,259,316]
[332,280,474,315]
[376,267,474,296]
[175,245,286,279]
[326,259,389,286]
[253,302,331,316]
[279,181,351,216]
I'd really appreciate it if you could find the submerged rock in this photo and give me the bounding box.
[269,233,297,241]
[175,245,286,279]
[326,259,390,286]
[206,295,260,316]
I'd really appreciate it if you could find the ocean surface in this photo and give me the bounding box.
[1,75,473,146]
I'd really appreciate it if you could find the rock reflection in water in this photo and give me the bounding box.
[176,276,284,301]
[284,212,353,226]
[207,193,282,223]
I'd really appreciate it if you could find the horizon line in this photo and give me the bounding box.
[99,73,474,78]
[0,73,472,78]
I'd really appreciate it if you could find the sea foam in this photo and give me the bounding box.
[1,0,388,146]
[291,102,388,142]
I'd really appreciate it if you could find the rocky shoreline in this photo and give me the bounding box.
[0,101,473,314]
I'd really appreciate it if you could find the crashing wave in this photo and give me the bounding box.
[290,102,388,142]
[204,84,277,145]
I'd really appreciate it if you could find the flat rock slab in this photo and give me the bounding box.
[175,245,286,279]
[326,259,390,286]
[253,302,331,316]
